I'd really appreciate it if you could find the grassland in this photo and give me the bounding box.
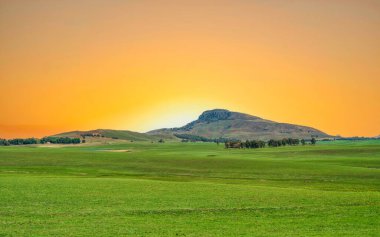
[0,140,379,236]
[54,129,159,141]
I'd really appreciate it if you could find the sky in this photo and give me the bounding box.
[0,0,379,138]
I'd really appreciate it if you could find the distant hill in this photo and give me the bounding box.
[53,129,170,141]
[148,109,331,140]
[54,109,331,142]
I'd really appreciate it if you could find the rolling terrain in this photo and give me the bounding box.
[54,129,176,141]
[148,109,331,140]
[54,109,331,142]
[0,140,379,236]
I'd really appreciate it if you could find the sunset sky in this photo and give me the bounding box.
[1,0,379,138]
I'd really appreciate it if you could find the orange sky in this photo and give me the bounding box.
[1,0,379,138]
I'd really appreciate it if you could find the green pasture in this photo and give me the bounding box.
[0,141,379,236]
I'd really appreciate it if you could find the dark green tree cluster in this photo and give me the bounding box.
[8,138,38,145]
[225,138,316,149]
[244,140,266,148]
[268,138,304,147]
[225,140,266,149]
[267,138,301,147]
[283,138,300,145]
[0,138,39,146]
[267,139,282,147]
[0,139,10,146]
[40,137,81,144]
[0,136,83,146]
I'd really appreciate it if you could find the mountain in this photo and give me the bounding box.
[148,109,330,140]
[54,109,331,142]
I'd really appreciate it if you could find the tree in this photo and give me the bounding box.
[301,139,306,145]
[40,136,81,144]
[0,139,10,146]
[311,137,316,145]
[268,139,282,147]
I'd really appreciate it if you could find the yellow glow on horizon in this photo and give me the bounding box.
[0,0,379,138]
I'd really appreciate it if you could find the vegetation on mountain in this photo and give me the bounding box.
[54,129,157,141]
[174,133,237,143]
[148,109,330,140]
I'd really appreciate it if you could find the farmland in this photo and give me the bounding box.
[1,140,379,236]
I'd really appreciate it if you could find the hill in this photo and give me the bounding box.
[148,109,330,140]
[54,129,161,141]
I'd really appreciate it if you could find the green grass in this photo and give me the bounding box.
[55,129,158,141]
[0,141,379,236]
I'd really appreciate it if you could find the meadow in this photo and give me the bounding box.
[0,140,379,236]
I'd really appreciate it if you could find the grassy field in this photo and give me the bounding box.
[0,140,379,236]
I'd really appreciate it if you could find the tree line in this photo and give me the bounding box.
[225,138,316,149]
[40,137,81,144]
[0,138,39,146]
[0,137,83,146]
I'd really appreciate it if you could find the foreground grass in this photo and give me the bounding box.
[0,141,379,236]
